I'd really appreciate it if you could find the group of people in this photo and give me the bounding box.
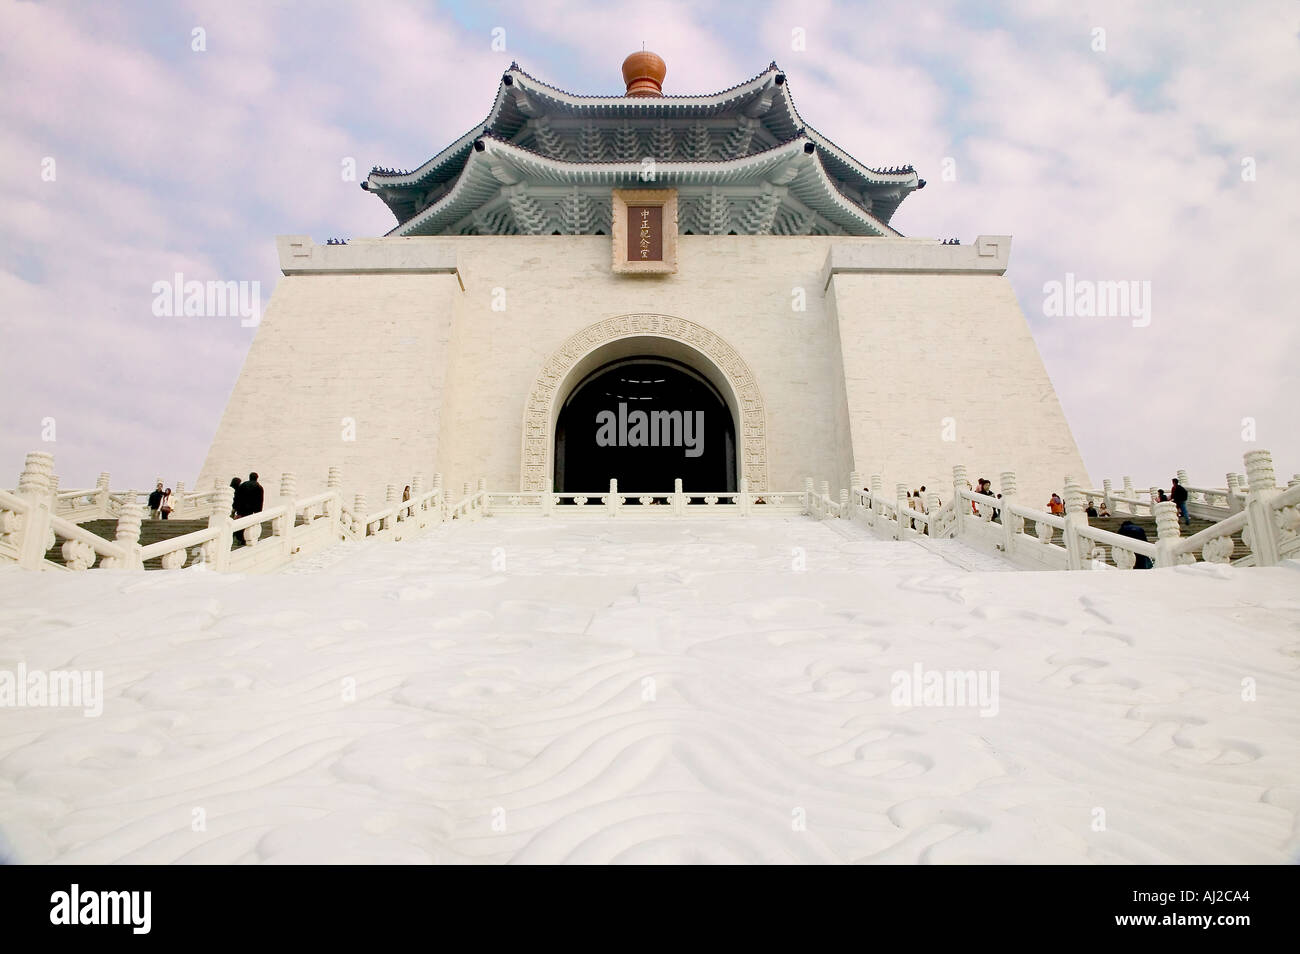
[905,485,932,513]
[228,473,264,546]
[146,482,174,520]
[1044,493,1112,518]
[1043,477,1189,525]
[147,473,267,529]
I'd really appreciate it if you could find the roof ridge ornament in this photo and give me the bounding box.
[622,49,666,97]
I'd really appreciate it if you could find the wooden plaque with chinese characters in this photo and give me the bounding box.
[627,205,663,262]
[611,189,678,274]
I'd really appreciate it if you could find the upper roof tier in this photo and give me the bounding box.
[362,60,924,238]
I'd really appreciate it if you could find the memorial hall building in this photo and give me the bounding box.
[198,52,1089,505]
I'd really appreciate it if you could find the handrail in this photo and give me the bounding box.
[46,513,129,564]
[1072,522,1158,559]
[139,526,220,561]
[1172,510,1249,554]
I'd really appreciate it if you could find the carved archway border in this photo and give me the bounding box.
[521,314,769,492]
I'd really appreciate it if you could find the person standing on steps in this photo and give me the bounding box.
[160,488,173,520]
[233,472,264,547]
[1171,478,1191,526]
[147,482,164,520]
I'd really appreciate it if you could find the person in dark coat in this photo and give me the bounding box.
[1171,478,1190,526]
[232,473,264,547]
[147,482,165,519]
[234,473,264,517]
[1117,519,1153,569]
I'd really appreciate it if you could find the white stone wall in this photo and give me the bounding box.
[199,234,1088,508]
[198,270,459,502]
[829,270,1090,506]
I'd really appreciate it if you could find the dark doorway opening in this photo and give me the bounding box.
[555,357,736,494]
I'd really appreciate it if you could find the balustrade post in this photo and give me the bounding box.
[542,477,555,517]
[606,478,622,517]
[1121,476,1134,513]
[1000,471,1018,554]
[1243,449,1281,566]
[95,472,111,517]
[478,477,489,518]
[278,472,298,557]
[384,484,398,531]
[673,478,685,516]
[819,480,830,506]
[1101,478,1113,515]
[952,465,967,538]
[803,477,814,516]
[839,489,849,519]
[15,451,55,569]
[870,474,882,525]
[1153,501,1182,568]
[1063,476,1087,570]
[738,477,751,516]
[112,503,145,570]
[432,473,443,521]
[1225,473,1242,513]
[326,466,342,537]
[354,493,368,537]
[411,474,424,523]
[206,485,235,571]
[895,483,909,540]
[925,492,941,536]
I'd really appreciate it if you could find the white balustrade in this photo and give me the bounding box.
[7,448,1294,575]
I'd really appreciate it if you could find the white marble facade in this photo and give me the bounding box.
[197,232,1089,507]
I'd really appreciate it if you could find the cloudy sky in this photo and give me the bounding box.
[2,0,1296,494]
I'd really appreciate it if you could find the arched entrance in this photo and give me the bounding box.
[554,357,736,493]
[519,315,769,493]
